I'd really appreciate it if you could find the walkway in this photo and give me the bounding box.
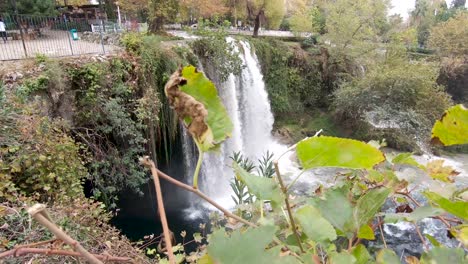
[0,30,118,61]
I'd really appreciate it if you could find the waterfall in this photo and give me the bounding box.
[181,39,291,213]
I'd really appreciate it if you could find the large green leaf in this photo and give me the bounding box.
[431,104,468,146]
[165,66,233,151]
[330,252,357,264]
[296,136,385,170]
[232,162,283,208]
[376,249,400,264]
[351,245,373,264]
[207,226,299,264]
[424,191,468,221]
[353,188,391,229]
[420,247,466,264]
[295,205,337,242]
[357,224,375,240]
[311,187,354,234]
[391,153,423,169]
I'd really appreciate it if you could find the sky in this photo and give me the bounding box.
[390,0,468,18]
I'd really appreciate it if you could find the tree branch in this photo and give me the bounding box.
[27,204,103,264]
[274,161,305,253]
[140,157,176,264]
[0,248,131,262]
[140,156,256,228]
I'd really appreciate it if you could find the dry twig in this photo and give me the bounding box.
[140,156,256,228]
[0,248,131,262]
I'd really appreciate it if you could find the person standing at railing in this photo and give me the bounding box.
[0,18,7,43]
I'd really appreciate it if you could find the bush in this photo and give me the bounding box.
[121,32,145,54]
[190,20,243,82]
[249,38,324,114]
[0,116,87,202]
[333,57,452,150]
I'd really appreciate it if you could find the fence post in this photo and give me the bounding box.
[64,20,74,56]
[12,12,28,58]
[99,20,105,54]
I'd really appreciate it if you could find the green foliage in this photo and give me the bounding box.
[290,6,326,34]
[322,0,390,64]
[420,247,466,263]
[121,32,145,54]
[0,117,87,202]
[257,151,275,178]
[148,0,179,31]
[230,152,255,205]
[376,249,400,264]
[385,206,444,223]
[424,191,468,221]
[232,162,283,208]
[333,56,452,150]
[249,38,324,114]
[190,23,243,82]
[68,59,150,207]
[432,104,468,146]
[296,136,385,170]
[428,12,468,57]
[34,53,48,64]
[206,225,298,264]
[295,205,337,242]
[4,0,58,16]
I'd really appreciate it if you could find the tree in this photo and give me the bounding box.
[289,1,326,34]
[148,0,178,32]
[428,12,468,58]
[323,0,390,63]
[410,0,450,46]
[6,0,58,16]
[242,0,285,37]
[180,0,228,22]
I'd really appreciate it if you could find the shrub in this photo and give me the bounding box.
[249,38,324,114]
[190,20,243,82]
[0,116,87,202]
[333,57,452,149]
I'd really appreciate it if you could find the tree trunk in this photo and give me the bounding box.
[149,17,164,33]
[253,10,263,37]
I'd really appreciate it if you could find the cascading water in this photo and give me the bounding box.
[182,39,291,213]
[178,34,467,258]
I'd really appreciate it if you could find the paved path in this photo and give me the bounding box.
[0,30,118,61]
[168,30,310,40]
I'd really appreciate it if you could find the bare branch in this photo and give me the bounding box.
[0,248,131,262]
[274,161,305,253]
[140,156,256,228]
[140,156,176,264]
[27,204,103,264]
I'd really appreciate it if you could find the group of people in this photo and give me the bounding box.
[0,18,7,43]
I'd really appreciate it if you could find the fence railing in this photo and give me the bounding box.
[0,14,130,61]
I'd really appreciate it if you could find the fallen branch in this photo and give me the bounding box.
[140,157,176,264]
[0,248,131,262]
[27,204,103,264]
[141,156,256,228]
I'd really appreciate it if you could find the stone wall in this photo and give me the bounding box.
[79,32,122,46]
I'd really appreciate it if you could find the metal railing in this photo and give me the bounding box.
[0,14,123,61]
